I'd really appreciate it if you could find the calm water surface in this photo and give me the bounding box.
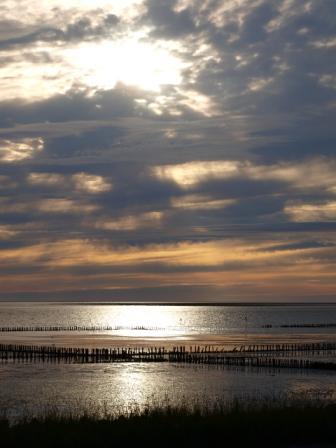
[1,362,335,420]
[1,302,336,336]
[0,303,335,418]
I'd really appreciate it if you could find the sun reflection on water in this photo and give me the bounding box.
[103,305,184,338]
[116,364,151,411]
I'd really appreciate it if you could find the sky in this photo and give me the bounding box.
[0,0,335,302]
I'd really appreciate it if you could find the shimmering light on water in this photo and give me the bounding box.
[0,303,336,337]
[103,305,183,337]
[0,362,335,421]
[0,303,336,419]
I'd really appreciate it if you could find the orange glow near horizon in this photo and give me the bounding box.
[0,237,335,300]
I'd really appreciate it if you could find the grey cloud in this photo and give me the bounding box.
[251,137,336,163]
[0,14,120,51]
[0,285,224,302]
[173,0,336,120]
[43,126,125,160]
[0,86,137,128]
[260,240,336,253]
[142,0,196,38]
[237,2,276,44]
[0,0,336,300]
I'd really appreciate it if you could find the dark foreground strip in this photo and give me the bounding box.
[1,404,336,448]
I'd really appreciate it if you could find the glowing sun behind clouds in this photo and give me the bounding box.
[65,35,186,92]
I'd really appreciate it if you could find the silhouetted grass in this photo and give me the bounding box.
[1,398,336,447]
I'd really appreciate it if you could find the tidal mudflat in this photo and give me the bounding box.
[0,303,335,422]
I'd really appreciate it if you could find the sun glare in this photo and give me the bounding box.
[65,37,185,92]
[103,305,183,338]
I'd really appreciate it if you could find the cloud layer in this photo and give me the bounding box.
[0,0,335,301]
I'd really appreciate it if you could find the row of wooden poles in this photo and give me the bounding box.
[1,342,335,354]
[232,342,336,352]
[0,325,163,332]
[262,323,336,328]
[2,324,335,332]
[0,343,335,371]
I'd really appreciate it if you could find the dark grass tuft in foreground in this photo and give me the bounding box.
[1,401,336,448]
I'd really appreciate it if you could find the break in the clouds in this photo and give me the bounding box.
[0,0,335,302]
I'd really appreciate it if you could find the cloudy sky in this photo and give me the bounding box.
[0,0,335,302]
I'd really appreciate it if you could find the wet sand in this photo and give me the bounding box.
[1,331,336,349]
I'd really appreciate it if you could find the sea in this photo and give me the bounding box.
[0,302,335,420]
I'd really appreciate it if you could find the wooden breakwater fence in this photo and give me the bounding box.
[0,342,336,371]
[0,325,163,332]
[1,324,336,332]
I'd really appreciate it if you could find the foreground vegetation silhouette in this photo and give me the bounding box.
[1,400,336,447]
